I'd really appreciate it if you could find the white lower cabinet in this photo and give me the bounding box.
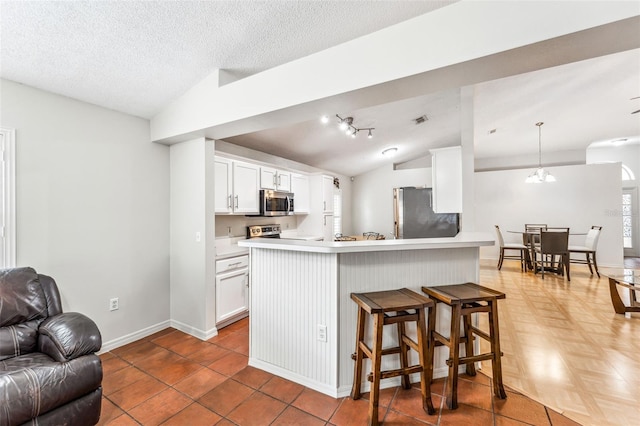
[215,255,249,326]
[323,214,334,241]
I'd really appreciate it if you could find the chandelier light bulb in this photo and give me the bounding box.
[367,129,373,139]
[320,115,329,124]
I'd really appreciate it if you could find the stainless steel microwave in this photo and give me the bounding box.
[259,190,294,216]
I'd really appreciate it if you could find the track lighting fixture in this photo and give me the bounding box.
[324,114,374,139]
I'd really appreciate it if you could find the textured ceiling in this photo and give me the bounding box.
[0,0,455,118]
[1,1,638,177]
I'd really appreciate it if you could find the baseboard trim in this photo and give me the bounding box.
[249,358,339,398]
[170,319,218,341]
[99,320,171,353]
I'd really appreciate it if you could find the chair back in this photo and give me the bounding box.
[494,225,505,247]
[524,224,547,246]
[584,226,602,250]
[540,230,569,255]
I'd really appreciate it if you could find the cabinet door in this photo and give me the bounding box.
[233,161,260,214]
[431,146,462,213]
[291,173,309,213]
[322,175,335,213]
[323,214,334,241]
[216,269,249,324]
[214,157,233,214]
[276,171,291,192]
[260,167,277,190]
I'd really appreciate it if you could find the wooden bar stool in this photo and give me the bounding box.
[351,288,435,425]
[421,283,507,410]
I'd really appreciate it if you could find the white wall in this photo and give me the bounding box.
[0,79,170,345]
[475,163,623,267]
[352,163,431,237]
[169,138,217,338]
[587,143,640,182]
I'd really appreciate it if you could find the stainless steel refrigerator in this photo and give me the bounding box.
[393,187,460,238]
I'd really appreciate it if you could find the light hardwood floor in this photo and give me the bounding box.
[478,258,640,426]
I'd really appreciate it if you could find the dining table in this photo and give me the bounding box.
[506,229,587,272]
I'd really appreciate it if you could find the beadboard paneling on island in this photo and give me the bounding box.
[249,248,339,394]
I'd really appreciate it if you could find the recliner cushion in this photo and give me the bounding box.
[0,268,48,361]
[0,353,103,426]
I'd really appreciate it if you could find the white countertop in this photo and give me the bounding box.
[238,232,494,253]
[279,230,323,241]
[215,236,249,260]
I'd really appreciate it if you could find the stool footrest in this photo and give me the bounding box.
[432,331,470,346]
[446,352,495,366]
[352,345,407,361]
[367,365,423,381]
[469,325,490,342]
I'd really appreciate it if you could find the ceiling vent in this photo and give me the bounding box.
[414,115,428,125]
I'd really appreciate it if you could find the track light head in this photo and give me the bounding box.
[332,115,374,139]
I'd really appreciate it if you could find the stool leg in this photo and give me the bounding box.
[369,312,384,426]
[426,300,437,401]
[397,320,411,389]
[446,303,462,410]
[351,306,367,400]
[488,300,507,400]
[417,307,435,415]
[462,313,476,376]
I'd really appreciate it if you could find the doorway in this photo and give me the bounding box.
[623,187,639,257]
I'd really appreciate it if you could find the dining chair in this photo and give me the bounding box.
[569,226,602,277]
[495,225,529,271]
[524,223,547,247]
[532,228,570,280]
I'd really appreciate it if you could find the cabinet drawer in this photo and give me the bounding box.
[216,255,249,273]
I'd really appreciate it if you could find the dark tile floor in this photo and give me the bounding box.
[98,318,580,425]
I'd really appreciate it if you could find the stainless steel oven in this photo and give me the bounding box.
[247,224,281,239]
[260,190,294,216]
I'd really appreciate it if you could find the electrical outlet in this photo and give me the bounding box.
[195,232,201,242]
[109,297,119,311]
[317,324,327,342]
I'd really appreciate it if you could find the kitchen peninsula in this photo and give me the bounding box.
[238,232,494,397]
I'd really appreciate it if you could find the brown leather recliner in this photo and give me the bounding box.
[0,267,103,426]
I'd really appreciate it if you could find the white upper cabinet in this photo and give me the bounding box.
[291,173,310,213]
[322,175,334,213]
[260,167,291,192]
[214,157,233,214]
[430,146,462,213]
[233,161,260,214]
[215,156,260,215]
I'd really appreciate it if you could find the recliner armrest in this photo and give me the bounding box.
[38,312,102,362]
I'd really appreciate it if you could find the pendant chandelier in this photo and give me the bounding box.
[525,122,556,183]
